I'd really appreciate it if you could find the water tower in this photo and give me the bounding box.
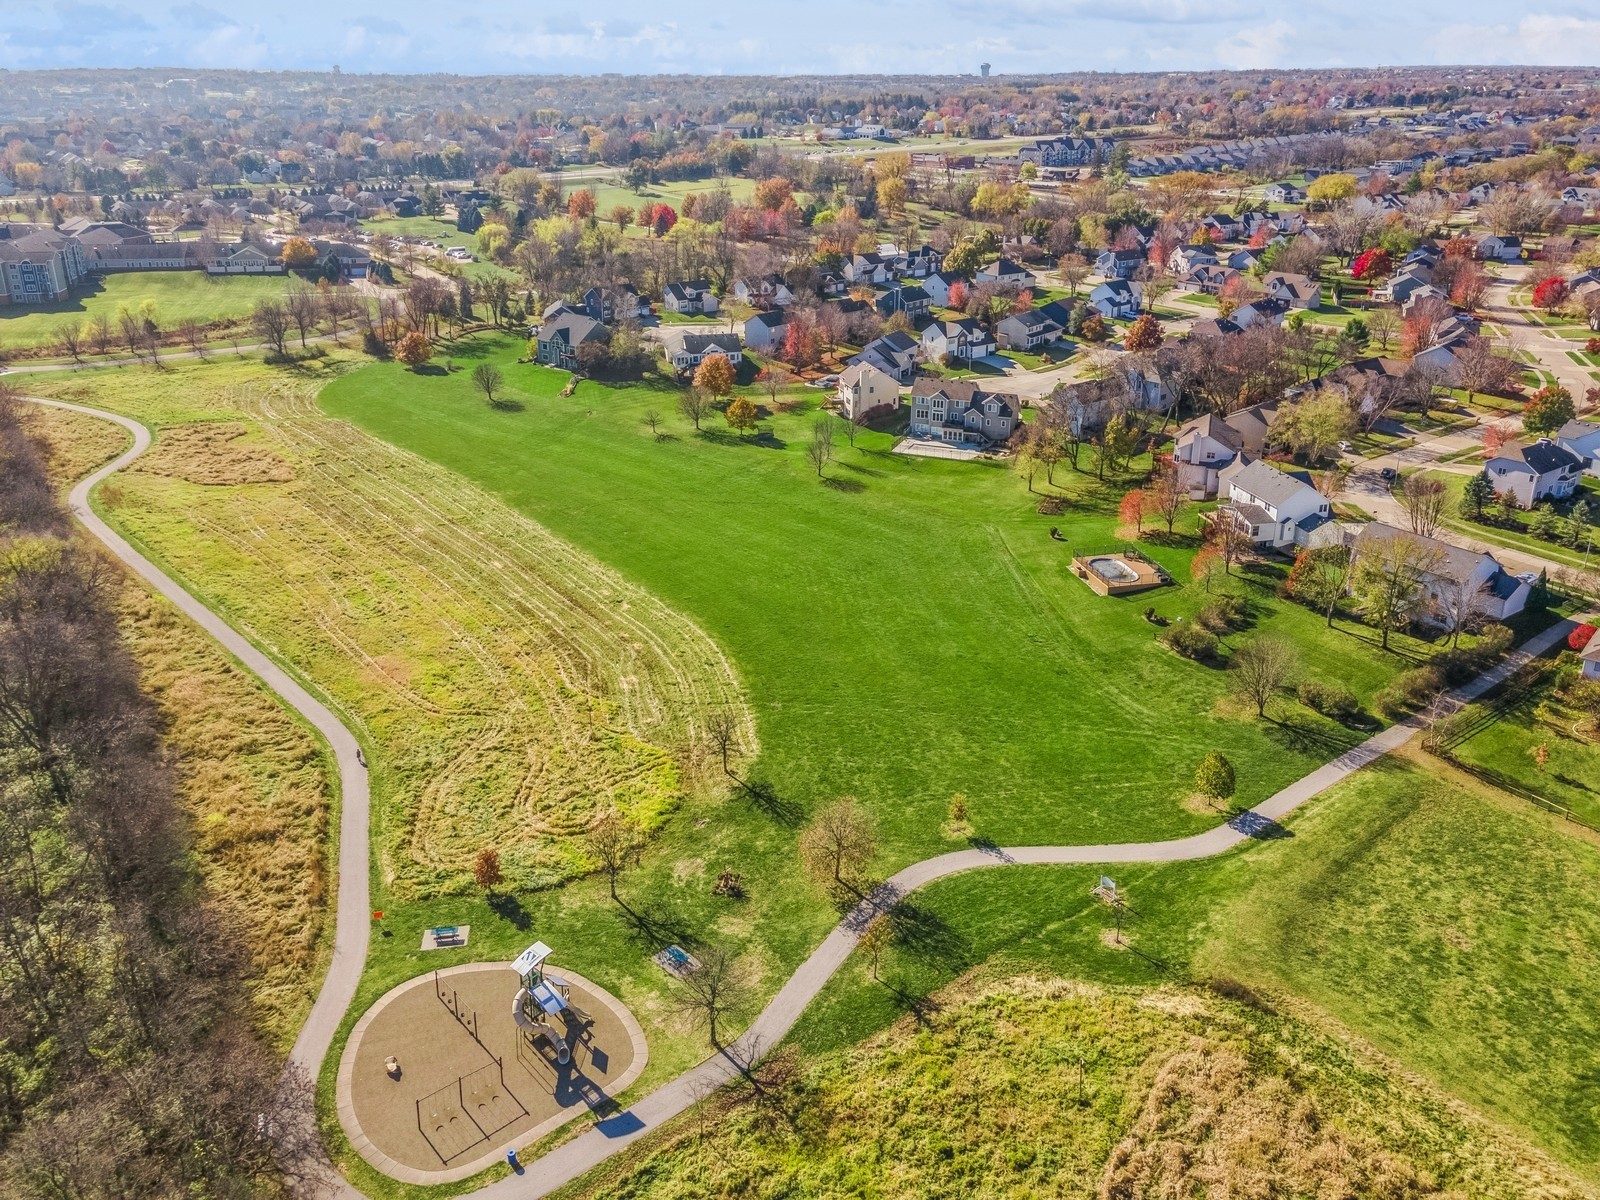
[980,63,991,78]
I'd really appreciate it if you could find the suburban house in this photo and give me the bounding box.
[1169,244,1219,275]
[1263,271,1322,310]
[1181,264,1236,294]
[922,270,965,306]
[1054,366,1170,438]
[662,279,719,315]
[976,257,1036,287]
[901,245,944,277]
[850,331,921,383]
[732,274,795,307]
[1475,234,1523,262]
[1094,248,1143,279]
[997,307,1062,351]
[1088,280,1141,319]
[1264,182,1305,203]
[536,309,608,369]
[1172,413,1246,496]
[1484,439,1585,507]
[1231,297,1291,329]
[875,283,931,320]
[742,310,791,353]
[1226,248,1263,272]
[582,284,650,324]
[1188,316,1244,339]
[1210,459,1333,550]
[920,317,995,363]
[836,362,900,421]
[844,252,895,285]
[208,244,283,275]
[1582,633,1600,681]
[662,329,744,373]
[908,378,1018,446]
[1556,419,1600,475]
[1351,523,1529,628]
[1374,269,1434,305]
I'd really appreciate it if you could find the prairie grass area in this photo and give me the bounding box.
[575,973,1591,1200]
[787,754,1600,1179]
[32,402,336,1049]
[0,271,289,349]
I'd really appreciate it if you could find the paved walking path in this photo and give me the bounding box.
[30,394,1578,1200]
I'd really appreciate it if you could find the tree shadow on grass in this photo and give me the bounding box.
[488,892,531,930]
[1262,711,1361,757]
[489,397,526,412]
[821,475,866,493]
[730,773,802,827]
[1225,808,1293,841]
[412,363,449,377]
[613,895,696,953]
[838,459,885,477]
[885,898,972,971]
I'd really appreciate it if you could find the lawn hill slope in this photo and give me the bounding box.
[571,974,1592,1200]
[27,355,750,900]
[318,331,1454,862]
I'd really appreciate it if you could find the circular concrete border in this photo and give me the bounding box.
[336,962,649,1185]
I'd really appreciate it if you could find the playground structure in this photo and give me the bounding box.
[338,941,647,1182]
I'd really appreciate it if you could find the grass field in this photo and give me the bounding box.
[0,271,290,350]
[321,332,1451,865]
[781,752,1600,1179]
[32,402,337,1050]
[574,972,1590,1200]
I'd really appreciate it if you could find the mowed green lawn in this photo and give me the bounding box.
[0,271,289,349]
[788,754,1600,1178]
[322,333,1428,861]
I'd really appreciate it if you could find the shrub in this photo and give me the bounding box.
[361,330,389,358]
[1375,665,1446,718]
[1194,751,1235,800]
[1569,623,1597,652]
[1196,594,1247,634]
[1297,680,1361,721]
[1162,623,1219,662]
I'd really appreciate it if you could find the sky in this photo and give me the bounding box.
[2,0,1600,75]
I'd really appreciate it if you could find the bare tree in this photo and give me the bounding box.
[285,283,321,348]
[472,363,505,406]
[805,414,836,478]
[1433,574,1490,650]
[585,809,642,902]
[55,322,82,363]
[643,409,663,440]
[799,796,876,886]
[253,300,291,358]
[857,913,893,981]
[1399,473,1447,539]
[677,388,711,431]
[671,944,751,1048]
[1147,462,1188,532]
[1230,636,1299,718]
[705,709,738,775]
[178,317,205,356]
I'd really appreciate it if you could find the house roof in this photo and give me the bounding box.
[1005,308,1059,332]
[665,330,741,356]
[746,310,789,330]
[1354,521,1492,585]
[873,331,920,355]
[1228,459,1319,510]
[540,311,605,346]
[1188,317,1243,338]
[910,377,1018,417]
[1556,419,1600,442]
[1177,411,1244,453]
[1490,439,1583,476]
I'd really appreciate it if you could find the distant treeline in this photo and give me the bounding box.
[0,389,312,1198]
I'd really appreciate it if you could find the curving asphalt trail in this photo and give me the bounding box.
[32,395,1577,1200]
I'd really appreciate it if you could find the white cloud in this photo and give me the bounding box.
[1430,13,1600,64]
[1214,19,1293,69]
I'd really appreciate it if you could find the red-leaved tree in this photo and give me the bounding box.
[1350,248,1391,281]
[1532,276,1569,310]
[1568,623,1597,652]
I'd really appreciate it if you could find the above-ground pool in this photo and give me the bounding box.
[1087,556,1140,584]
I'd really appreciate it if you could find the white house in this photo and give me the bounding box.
[743,310,790,353]
[1484,439,1585,507]
[1264,182,1304,204]
[922,270,965,306]
[920,317,995,362]
[1557,419,1600,476]
[1169,245,1218,275]
[1581,631,1600,681]
[732,274,796,307]
[1475,234,1523,262]
[1263,271,1321,310]
[662,279,719,315]
[975,257,1036,287]
[661,330,744,373]
[1172,413,1246,497]
[1231,298,1291,329]
[1088,280,1141,319]
[1352,522,1529,629]
[908,378,1018,446]
[1211,459,1332,549]
[836,362,900,421]
[844,252,895,285]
